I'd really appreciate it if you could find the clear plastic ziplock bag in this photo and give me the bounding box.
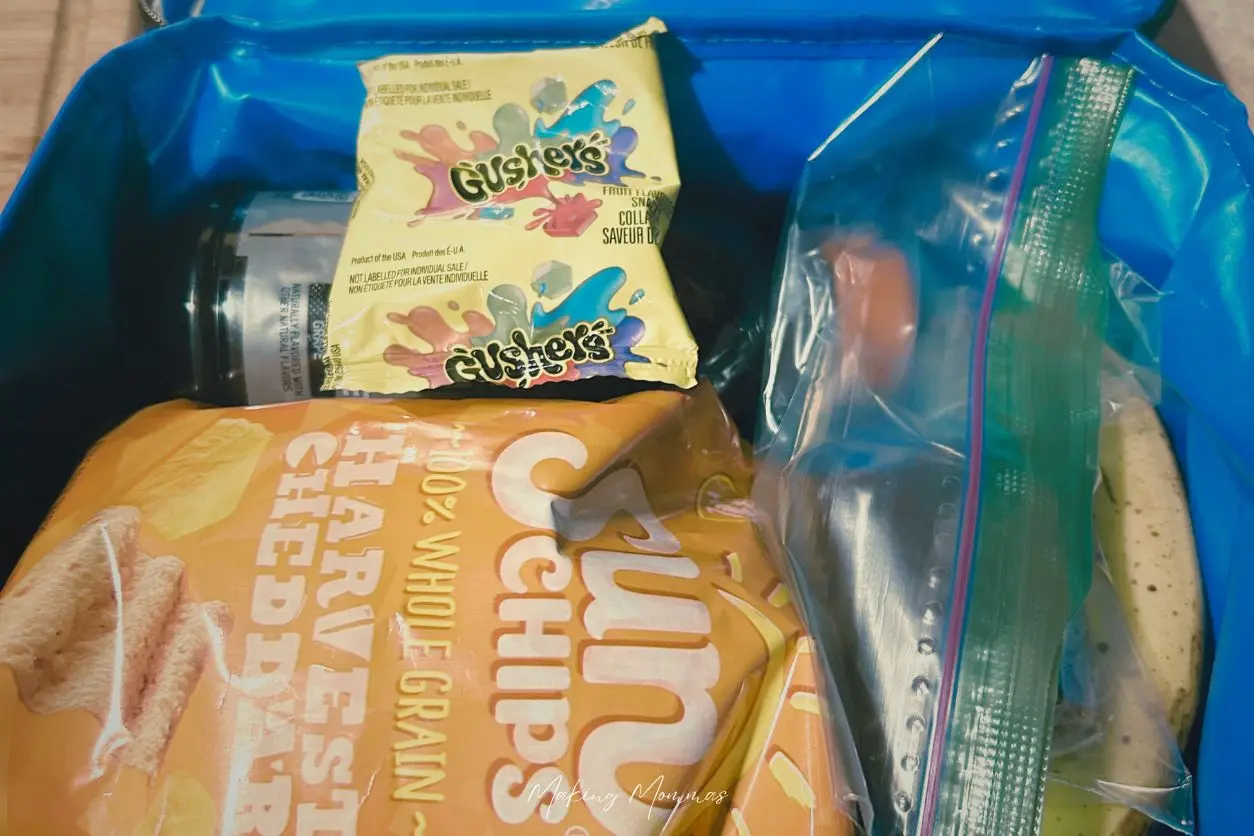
[753,39,1135,836]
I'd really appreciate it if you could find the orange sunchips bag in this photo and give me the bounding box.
[0,386,853,836]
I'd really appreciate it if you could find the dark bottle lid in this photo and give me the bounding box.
[159,190,249,405]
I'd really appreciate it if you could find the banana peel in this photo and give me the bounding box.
[1041,398,1204,836]
[1097,401,1204,740]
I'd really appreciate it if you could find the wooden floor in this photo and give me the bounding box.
[0,0,141,205]
[1160,0,1254,120]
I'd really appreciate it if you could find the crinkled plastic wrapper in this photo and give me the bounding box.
[0,386,854,836]
[324,19,698,395]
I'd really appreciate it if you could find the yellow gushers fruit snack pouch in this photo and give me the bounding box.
[0,387,854,835]
[323,20,699,395]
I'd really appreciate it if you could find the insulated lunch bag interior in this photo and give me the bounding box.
[0,0,1251,831]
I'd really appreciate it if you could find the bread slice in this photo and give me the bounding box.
[119,556,189,722]
[123,600,232,775]
[0,505,235,777]
[0,507,141,696]
[21,554,184,723]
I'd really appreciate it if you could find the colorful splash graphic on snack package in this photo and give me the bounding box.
[0,388,857,836]
[324,19,697,395]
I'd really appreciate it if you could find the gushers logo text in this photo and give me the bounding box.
[444,320,614,387]
[449,133,612,204]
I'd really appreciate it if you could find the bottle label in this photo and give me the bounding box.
[235,194,353,404]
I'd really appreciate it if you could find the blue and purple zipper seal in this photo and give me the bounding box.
[916,53,1057,836]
